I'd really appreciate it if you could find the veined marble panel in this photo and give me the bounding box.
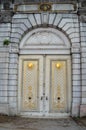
[14,3,76,13]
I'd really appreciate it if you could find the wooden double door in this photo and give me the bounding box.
[19,55,71,116]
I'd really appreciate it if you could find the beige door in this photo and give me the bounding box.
[19,55,43,112]
[19,55,71,115]
[45,56,71,114]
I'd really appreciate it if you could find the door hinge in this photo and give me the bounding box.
[43,83,45,87]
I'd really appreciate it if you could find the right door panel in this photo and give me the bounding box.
[45,56,71,114]
[51,60,67,112]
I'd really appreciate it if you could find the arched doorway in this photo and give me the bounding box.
[18,27,71,117]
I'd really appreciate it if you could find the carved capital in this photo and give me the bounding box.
[80,15,86,22]
[0,11,13,23]
[9,47,19,54]
[71,47,80,54]
[81,0,86,8]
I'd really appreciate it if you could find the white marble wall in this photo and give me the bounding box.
[80,23,86,117]
[0,23,10,114]
[0,12,85,117]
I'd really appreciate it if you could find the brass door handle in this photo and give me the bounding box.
[57,97,60,100]
[46,96,48,100]
[41,96,43,100]
[28,97,32,100]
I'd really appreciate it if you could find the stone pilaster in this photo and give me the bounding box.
[71,47,81,117]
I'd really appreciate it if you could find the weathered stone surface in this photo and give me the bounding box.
[72,103,80,117]
[0,11,13,23]
[0,1,86,117]
[0,104,9,115]
[80,105,86,117]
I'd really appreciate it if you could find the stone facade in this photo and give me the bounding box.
[0,0,86,117]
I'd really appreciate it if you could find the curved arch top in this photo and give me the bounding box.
[20,27,71,54]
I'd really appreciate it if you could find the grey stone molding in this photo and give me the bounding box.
[71,47,81,54]
[80,15,86,22]
[14,0,77,4]
[78,0,86,22]
[78,0,86,15]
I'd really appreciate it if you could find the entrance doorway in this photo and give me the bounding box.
[18,55,71,117]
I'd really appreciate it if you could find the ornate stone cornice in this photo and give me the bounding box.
[77,0,86,22]
[0,0,86,22]
[80,15,86,23]
[14,0,77,4]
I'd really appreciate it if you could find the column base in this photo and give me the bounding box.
[80,105,86,117]
[71,103,80,117]
[0,103,9,115]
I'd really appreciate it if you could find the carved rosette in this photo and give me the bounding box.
[39,3,52,11]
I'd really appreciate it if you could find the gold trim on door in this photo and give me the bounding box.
[19,55,71,116]
[50,60,67,112]
[22,60,39,111]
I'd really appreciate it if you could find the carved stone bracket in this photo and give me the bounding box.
[78,0,86,20]
[71,47,81,54]
[9,48,19,53]
[0,11,13,23]
[81,0,86,8]
[9,44,19,53]
[79,15,86,22]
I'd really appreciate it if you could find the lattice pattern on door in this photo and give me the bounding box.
[22,60,38,111]
[51,60,67,112]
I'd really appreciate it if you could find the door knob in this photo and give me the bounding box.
[28,97,32,100]
[46,96,48,100]
[57,97,60,100]
[41,96,43,100]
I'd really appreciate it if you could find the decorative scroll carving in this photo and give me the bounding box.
[0,0,77,13]
[80,15,86,22]
[39,3,51,11]
[0,11,13,23]
[78,0,86,17]
[81,1,86,7]
[25,31,64,45]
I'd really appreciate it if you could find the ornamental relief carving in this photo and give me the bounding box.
[25,31,64,45]
[81,1,86,7]
[80,15,86,22]
[0,11,13,23]
[20,28,70,51]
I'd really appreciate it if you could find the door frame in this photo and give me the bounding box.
[18,55,71,117]
[45,55,71,115]
[18,55,44,116]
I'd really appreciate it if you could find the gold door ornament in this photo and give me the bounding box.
[56,62,62,69]
[39,3,52,11]
[51,60,67,112]
[28,63,34,69]
[22,60,38,111]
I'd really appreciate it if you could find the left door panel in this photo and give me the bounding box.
[22,60,38,111]
[19,56,43,113]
